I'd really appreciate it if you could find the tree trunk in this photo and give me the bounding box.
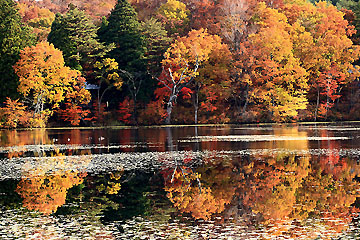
[166,99,174,124]
[242,84,249,115]
[166,91,178,124]
[194,126,199,151]
[315,87,320,122]
[193,83,199,124]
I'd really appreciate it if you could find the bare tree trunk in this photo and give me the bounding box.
[193,83,199,124]
[315,86,320,122]
[158,58,200,125]
[194,126,199,151]
[166,95,176,124]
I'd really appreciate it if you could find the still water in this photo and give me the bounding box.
[1,123,360,239]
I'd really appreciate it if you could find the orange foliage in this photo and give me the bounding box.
[281,0,360,120]
[17,1,55,40]
[16,150,90,215]
[235,2,308,122]
[164,157,236,220]
[91,102,109,125]
[0,98,32,128]
[165,168,230,220]
[14,42,91,127]
[17,170,86,214]
[30,0,116,20]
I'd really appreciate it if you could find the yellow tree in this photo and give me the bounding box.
[157,0,190,36]
[93,58,123,115]
[17,169,86,214]
[282,0,360,120]
[237,2,308,122]
[16,150,89,215]
[13,42,91,127]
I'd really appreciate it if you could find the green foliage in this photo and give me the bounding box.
[98,0,146,72]
[0,0,35,102]
[48,4,113,71]
[140,18,171,75]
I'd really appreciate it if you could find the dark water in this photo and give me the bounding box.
[1,123,360,239]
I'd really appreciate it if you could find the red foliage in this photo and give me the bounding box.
[138,100,167,125]
[117,97,133,124]
[57,102,91,126]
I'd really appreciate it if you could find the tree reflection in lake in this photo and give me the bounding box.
[16,150,90,215]
[1,125,360,239]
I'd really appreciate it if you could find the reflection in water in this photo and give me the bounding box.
[16,150,90,215]
[163,155,237,220]
[1,125,360,239]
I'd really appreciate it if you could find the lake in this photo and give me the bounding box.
[1,123,360,239]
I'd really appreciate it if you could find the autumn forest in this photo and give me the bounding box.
[1,0,360,128]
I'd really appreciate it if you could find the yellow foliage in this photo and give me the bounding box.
[13,42,91,127]
[94,58,123,89]
[157,0,189,23]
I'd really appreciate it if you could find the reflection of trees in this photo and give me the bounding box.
[16,151,89,215]
[239,153,310,221]
[16,169,86,215]
[164,156,237,220]
[0,129,51,159]
[235,150,360,239]
[0,129,51,147]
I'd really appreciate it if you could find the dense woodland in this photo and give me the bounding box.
[1,0,360,127]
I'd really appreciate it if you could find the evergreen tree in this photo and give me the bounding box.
[140,18,171,75]
[48,4,113,71]
[98,0,146,72]
[0,0,35,102]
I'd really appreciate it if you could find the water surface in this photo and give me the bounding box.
[1,123,360,239]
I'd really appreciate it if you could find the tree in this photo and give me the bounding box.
[282,0,360,121]
[156,0,190,36]
[157,30,201,124]
[16,150,88,215]
[13,42,91,127]
[0,98,32,128]
[0,0,35,102]
[157,29,232,124]
[218,0,252,52]
[163,156,237,220]
[26,0,116,21]
[128,0,166,21]
[186,0,219,34]
[93,58,123,116]
[140,18,171,76]
[48,4,113,71]
[244,3,309,122]
[17,169,86,215]
[98,0,146,73]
